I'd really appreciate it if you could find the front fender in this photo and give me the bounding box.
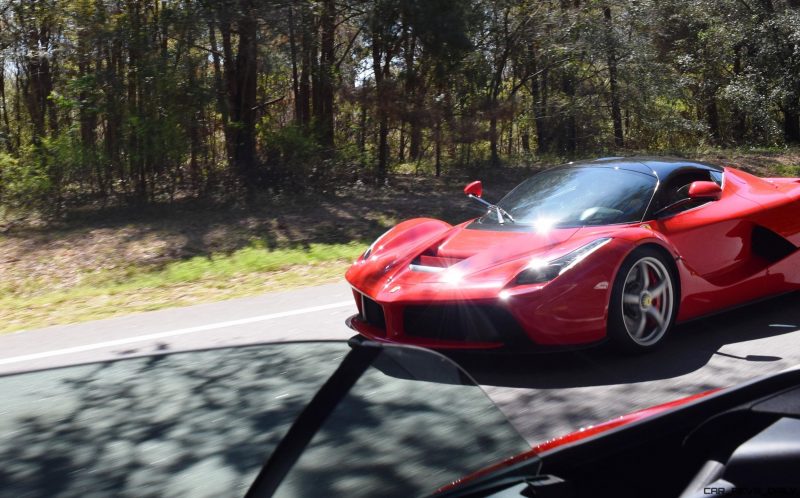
[367,218,452,259]
[614,226,681,260]
[346,218,453,296]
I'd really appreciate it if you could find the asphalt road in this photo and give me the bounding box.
[1,281,799,445]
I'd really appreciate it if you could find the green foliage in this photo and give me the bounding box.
[2,0,800,216]
[0,150,52,212]
[263,125,320,161]
[262,125,323,189]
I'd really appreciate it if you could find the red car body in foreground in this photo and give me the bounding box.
[435,388,722,495]
[433,362,800,498]
[346,157,800,351]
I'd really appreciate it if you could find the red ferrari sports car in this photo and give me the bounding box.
[345,157,800,352]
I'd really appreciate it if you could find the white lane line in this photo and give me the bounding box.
[0,300,354,367]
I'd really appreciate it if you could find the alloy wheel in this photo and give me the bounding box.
[620,256,675,347]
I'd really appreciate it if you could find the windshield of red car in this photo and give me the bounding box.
[481,167,657,228]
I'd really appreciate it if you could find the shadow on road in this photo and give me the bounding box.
[0,343,347,497]
[452,292,800,389]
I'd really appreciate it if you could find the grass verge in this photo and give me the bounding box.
[0,242,365,334]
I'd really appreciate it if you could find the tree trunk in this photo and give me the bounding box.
[561,73,577,153]
[358,97,368,158]
[127,0,145,199]
[231,6,259,190]
[78,33,99,193]
[507,96,515,156]
[13,71,22,151]
[185,29,200,192]
[403,29,422,162]
[209,17,230,168]
[529,44,550,154]
[732,45,747,143]
[287,3,302,127]
[0,58,12,152]
[398,123,406,162]
[705,93,720,144]
[785,110,800,144]
[604,6,623,148]
[489,115,499,165]
[298,6,312,130]
[22,26,49,142]
[316,0,336,147]
[105,37,123,184]
[372,28,389,179]
[434,119,442,177]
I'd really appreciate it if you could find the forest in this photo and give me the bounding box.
[1,0,799,214]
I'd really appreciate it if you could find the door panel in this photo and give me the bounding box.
[655,205,758,281]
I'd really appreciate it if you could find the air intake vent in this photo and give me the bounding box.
[752,225,796,263]
[360,294,386,330]
[409,251,463,272]
[403,305,526,345]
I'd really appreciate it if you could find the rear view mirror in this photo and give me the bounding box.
[464,180,483,198]
[688,181,722,200]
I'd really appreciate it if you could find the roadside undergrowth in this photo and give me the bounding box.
[0,242,364,334]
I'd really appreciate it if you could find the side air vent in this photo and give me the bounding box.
[752,225,797,263]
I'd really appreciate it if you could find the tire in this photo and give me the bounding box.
[607,246,679,353]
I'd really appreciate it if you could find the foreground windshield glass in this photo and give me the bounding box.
[275,346,530,498]
[486,166,656,227]
[0,342,348,498]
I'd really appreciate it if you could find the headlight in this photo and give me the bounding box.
[515,238,612,285]
[362,229,393,261]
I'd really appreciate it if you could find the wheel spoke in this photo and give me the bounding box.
[638,262,650,288]
[633,314,647,338]
[649,279,667,298]
[623,293,640,305]
[646,307,664,329]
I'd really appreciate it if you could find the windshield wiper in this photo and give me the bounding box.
[493,205,515,224]
[468,195,515,224]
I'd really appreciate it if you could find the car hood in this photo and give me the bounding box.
[350,221,593,293]
[434,223,580,262]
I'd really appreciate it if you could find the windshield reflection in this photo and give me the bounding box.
[482,167,657,228]
[0,343,347,498]
[276,346,530,497]
[0,342,528,498]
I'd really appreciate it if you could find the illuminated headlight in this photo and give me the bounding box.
[515,238,612,285]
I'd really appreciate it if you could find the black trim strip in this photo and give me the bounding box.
[244,342,382,498]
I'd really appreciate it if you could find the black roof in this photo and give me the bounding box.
[563,156,723,180]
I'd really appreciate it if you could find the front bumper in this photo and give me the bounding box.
[346,313,508,350]
[346,314,606,353]
[345,238,634,349]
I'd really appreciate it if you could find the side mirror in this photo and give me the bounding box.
[688,181,722,201]
[464,181,482,198]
